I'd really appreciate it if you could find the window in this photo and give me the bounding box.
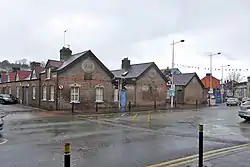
[96,87,104,102]
[46,68,51,79]
[16,87,19,98]
[9,87,11,94]
[32,86,36,100]
[114,89,118,102]
[70,87,80,102]
[50,85,54,101]
[42,86,46,100]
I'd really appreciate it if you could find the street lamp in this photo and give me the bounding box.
[170,40,185,109]
[221,64,230,103]
[208,52,221,106]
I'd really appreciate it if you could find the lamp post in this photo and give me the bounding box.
[221,64,230,103]
[170,40,185,108]
[208,52,221,106]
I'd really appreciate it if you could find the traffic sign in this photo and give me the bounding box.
[169,88,175,97]
[58,85,64,90]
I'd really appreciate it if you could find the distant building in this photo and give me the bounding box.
[172,73,206,104]
[201,73,220,89]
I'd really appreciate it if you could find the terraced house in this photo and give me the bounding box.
[0,46,169,111]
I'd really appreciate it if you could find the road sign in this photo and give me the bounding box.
[169,88,175,97]
[120,90,127,112]
[58,85,64,90]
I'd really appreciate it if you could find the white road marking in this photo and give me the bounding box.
[0,138,8,145]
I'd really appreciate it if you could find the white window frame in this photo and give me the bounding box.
[32,86,36,100]
[95,87,104,103]
[114,89,118,102]
[31,70,37,79]
[70,87,80,103]
[16,74,19,81]
[50,85,55,101]
[16,87,19,98]
[42,86,46,101]
[46,68,51,79]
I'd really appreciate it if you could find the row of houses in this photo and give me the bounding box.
[0,46,207,111]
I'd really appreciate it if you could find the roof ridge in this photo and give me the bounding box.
[72,50,90,56]
[130,62,154,66]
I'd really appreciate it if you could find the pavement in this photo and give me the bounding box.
[1,104,250,166]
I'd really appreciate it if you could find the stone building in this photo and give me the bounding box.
[171,73,206,104]
[39,47,115,110]
[111,58,168,107]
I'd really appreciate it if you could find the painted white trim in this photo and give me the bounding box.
[69,83,81,87]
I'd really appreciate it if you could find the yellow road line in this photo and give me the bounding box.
[147,143,250,167]
[167,145,248,167]
[131,113,138,121]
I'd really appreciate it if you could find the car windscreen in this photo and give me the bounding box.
[2,94,10,98]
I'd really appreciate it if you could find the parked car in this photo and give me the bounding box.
[241,97,250,104]
[226,97,240,106]
[239,101,250,120]
[0,94,17,104]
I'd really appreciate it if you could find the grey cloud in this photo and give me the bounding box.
[0,0,249,70]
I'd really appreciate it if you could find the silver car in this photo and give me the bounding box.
[226,97,240,106]
[238,101,250,120]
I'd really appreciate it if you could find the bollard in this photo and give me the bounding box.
[95,103,98,113]
[128,101,131,112]
[64,143,71,167]
[71,102,75,114]
[198,124,203,167]
[148,111,151,123]
[196,100,198,109]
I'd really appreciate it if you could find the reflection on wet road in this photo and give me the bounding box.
[1,104,250,166]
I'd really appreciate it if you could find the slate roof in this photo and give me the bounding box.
[111,62,153,79]
[173,73,203,86]
[57,51,88,71]
[47,60,63,68]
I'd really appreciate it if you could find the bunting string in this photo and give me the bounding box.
[175,63,249,72]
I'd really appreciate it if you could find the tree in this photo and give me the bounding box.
[226,72,244,96]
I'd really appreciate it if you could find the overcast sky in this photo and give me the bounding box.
[1,0,250,80]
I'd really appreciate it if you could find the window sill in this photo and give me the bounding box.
[49,100,55,102]
[45,78,51,81]
[41,99,46,101]
[95,100,104,103]
[32,98,36,100]
[70,101,80,104]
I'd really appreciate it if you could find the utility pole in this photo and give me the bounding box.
[170,40,185,108]
[208,52,221,106]
[64,29,68,47]
[221,65,230,103]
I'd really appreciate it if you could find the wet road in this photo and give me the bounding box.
[0,104,250,167]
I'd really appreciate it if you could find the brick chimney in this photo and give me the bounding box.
[206,73,211,76]
[60,46,72,62]
[121,58,131,70]
[30,61,41,70]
